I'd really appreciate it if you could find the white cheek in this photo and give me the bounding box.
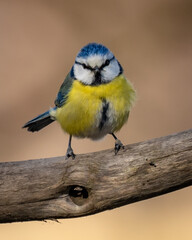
[74,65,94,85]
[102,60,120,81]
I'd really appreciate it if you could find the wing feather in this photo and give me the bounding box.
[54,73,74,107]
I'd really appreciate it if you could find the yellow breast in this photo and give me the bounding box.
[55,74,136,139]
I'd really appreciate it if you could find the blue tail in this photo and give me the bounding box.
[23,108,56,132]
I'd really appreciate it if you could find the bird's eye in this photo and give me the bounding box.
[100,59,111,70]
[82,64,92,70]
[105,59,110,66]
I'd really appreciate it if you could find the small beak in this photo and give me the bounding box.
[93,66,100,72]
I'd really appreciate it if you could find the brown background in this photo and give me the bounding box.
[0,0,192,239]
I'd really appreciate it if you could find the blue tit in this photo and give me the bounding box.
[23,43,136,159]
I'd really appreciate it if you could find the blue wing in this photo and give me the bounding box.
[54,72,75,107]
[23,72,74,132]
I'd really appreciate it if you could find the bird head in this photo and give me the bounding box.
[71,43,123,85]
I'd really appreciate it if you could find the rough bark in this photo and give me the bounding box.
[0,129,192,223]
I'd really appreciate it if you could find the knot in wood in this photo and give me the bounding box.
[69,185,88,199]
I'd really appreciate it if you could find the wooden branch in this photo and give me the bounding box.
[0,129,192,223]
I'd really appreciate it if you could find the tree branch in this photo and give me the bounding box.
[0,129,192,223]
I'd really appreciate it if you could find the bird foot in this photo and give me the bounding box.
[114,139,124,155]
[65,146,76,160]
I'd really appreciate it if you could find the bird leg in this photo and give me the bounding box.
[111,133,124,155]
[65,135,76,160]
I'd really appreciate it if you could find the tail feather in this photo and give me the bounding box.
[23,109,55,132]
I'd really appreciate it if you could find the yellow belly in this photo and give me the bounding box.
[55,74,136,139]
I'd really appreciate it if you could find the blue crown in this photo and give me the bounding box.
[77,43,110,58]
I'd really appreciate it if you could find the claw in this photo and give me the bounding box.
[65,146,76,160]
[65,135,76,160]
[114,139,124,155]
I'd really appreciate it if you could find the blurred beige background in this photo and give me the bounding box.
[0,0,192,239]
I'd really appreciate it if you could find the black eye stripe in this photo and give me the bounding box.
[75,56,115,71]
[75,61,93,70]
[100,56,115,70]
[82,64,93,70]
